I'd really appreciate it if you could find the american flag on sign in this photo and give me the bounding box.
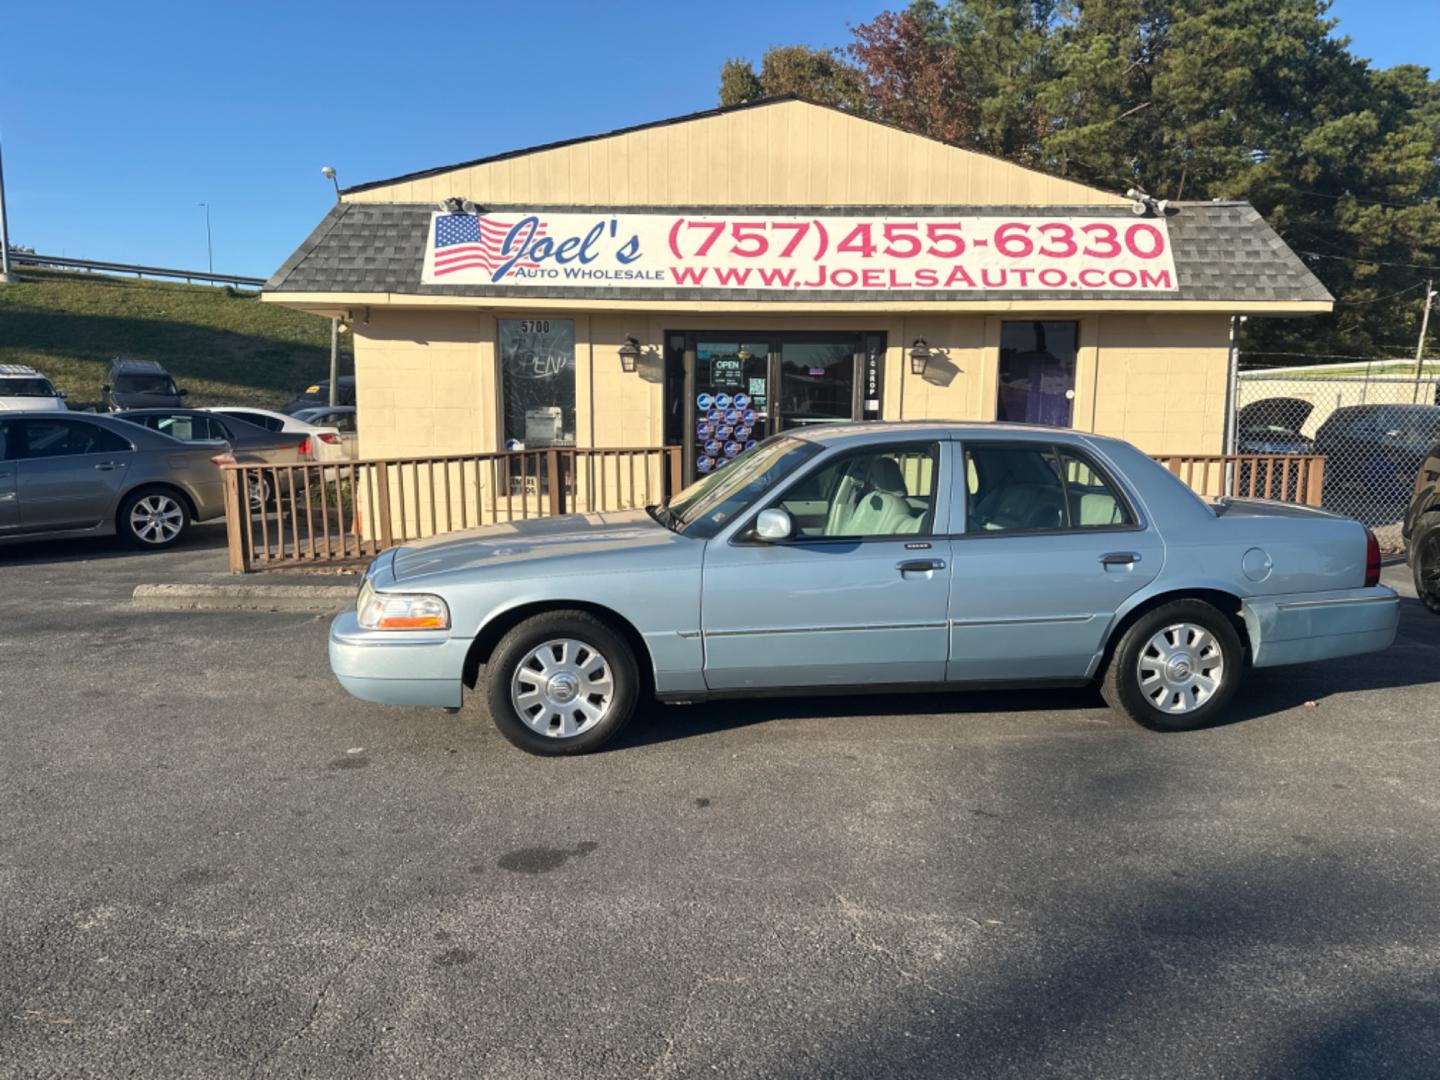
[432,214,546,278]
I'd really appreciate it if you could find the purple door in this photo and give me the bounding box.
[996,321,1078,427]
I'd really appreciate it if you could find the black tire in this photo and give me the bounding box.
[117,487,191,550]
[484,610,640,756]
[1100,599,1244,732]
[1410,511,1440,615]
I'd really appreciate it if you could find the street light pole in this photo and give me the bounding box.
[321,167,342,405]
[0,138,14,284]
[198,202,213,275]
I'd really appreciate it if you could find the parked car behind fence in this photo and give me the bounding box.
[1237,373,1440,549]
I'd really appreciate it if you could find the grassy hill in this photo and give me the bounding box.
[0,268,354,409]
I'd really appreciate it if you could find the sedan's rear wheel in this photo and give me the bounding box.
[485,611,639,755]
[1101,599,1243,731]
[1409,511,1440,615]
[118,489,190,549]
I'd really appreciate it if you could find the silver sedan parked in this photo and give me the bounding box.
[330,422,1400,755]
[0,412,226,549]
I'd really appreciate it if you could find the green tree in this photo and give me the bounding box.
[718,0,1440,364]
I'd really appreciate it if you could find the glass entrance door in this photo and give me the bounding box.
[996,321,1079,427]
[777,341,857,432]
[679,332,881,482]
[692,340,769,477]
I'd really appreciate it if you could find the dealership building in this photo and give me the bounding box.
[263,97,1330,481]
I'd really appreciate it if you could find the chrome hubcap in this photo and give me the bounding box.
[130,495,183,544]
[248,475,269,512]
[510,638,614,738]
[1137,622,1225,715]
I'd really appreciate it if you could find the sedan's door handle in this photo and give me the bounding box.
[94,461,125,471]
[1100,551,1140,566]
[897,558,946,574]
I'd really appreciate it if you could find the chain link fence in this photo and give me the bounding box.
[1235,371,1440,551]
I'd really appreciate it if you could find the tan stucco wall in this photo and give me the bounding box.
[344,100,1128,209]
[351,308,1230,459]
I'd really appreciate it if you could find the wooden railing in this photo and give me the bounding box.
[1155,453,1326,506]
[222,447,683,572]
[220,448,1325,572]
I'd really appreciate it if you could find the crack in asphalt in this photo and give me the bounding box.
[246,948,363,1078]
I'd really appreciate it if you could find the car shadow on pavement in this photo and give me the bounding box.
[0,521,230,566]
[613,684,1112,751]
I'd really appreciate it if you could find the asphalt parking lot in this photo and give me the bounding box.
[2,527,1438,1079]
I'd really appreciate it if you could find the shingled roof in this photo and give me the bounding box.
[265,201,1331,306]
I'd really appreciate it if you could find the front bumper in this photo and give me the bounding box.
[328,611,468,708]
[1243,585,1400,669]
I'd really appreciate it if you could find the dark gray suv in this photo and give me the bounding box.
[0,413,226,549]
[102,358,188,412]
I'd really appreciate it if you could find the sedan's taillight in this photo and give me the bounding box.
[1364,527,1381,587]
[316,433,342,445]
[297,437,312,458]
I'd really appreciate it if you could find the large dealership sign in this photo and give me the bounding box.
[422,211,1179,292]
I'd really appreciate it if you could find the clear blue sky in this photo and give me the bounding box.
[2,0,1433,279]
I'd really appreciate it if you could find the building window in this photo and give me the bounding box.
[996,321,1078,427]
[499,319,576,449]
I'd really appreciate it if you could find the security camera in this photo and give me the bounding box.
[1154,199,1170,215]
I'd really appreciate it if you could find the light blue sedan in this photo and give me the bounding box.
[330,423,1399,755]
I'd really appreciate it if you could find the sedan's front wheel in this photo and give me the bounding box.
[1101,599,1243,731]
[485,610,639,755]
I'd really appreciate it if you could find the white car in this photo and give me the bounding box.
[0,364,67,412]
[291,406,358,461]
[203,407,349,462]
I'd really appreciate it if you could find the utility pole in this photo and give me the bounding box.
[0,138,14,283]
[1413,280,1435,404]
[329,317,340,407]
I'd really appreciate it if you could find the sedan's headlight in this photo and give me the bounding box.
[357,587,450,631]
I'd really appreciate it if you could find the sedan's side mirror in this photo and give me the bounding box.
[755,508,794,542]
[58,391,67,399]
[101,384,111,392]
[178,388,190,396]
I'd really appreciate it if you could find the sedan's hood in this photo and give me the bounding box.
[390,508,679,581]
[1237,397,1314,432]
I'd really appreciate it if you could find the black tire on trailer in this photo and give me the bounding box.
[1409,511,1440,615]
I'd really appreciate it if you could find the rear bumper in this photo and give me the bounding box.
[1243,586,1400,669]
[328,611,467,708]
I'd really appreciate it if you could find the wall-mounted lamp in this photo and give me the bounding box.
[619,336,641,373]
[909,338,931,376]
[737,347,754,363]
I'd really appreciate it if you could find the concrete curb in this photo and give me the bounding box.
[133,583,356,614]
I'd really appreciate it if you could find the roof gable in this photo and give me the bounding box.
[342,98,1129,209]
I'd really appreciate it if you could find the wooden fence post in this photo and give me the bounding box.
[546,448,564,517]
[1306,456,1326,507]
[374,463,395,548]
[221,467,248,573]
[666,447,683,499]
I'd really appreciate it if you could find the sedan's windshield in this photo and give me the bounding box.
[0,377,58,397]
[662,436,820,539]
